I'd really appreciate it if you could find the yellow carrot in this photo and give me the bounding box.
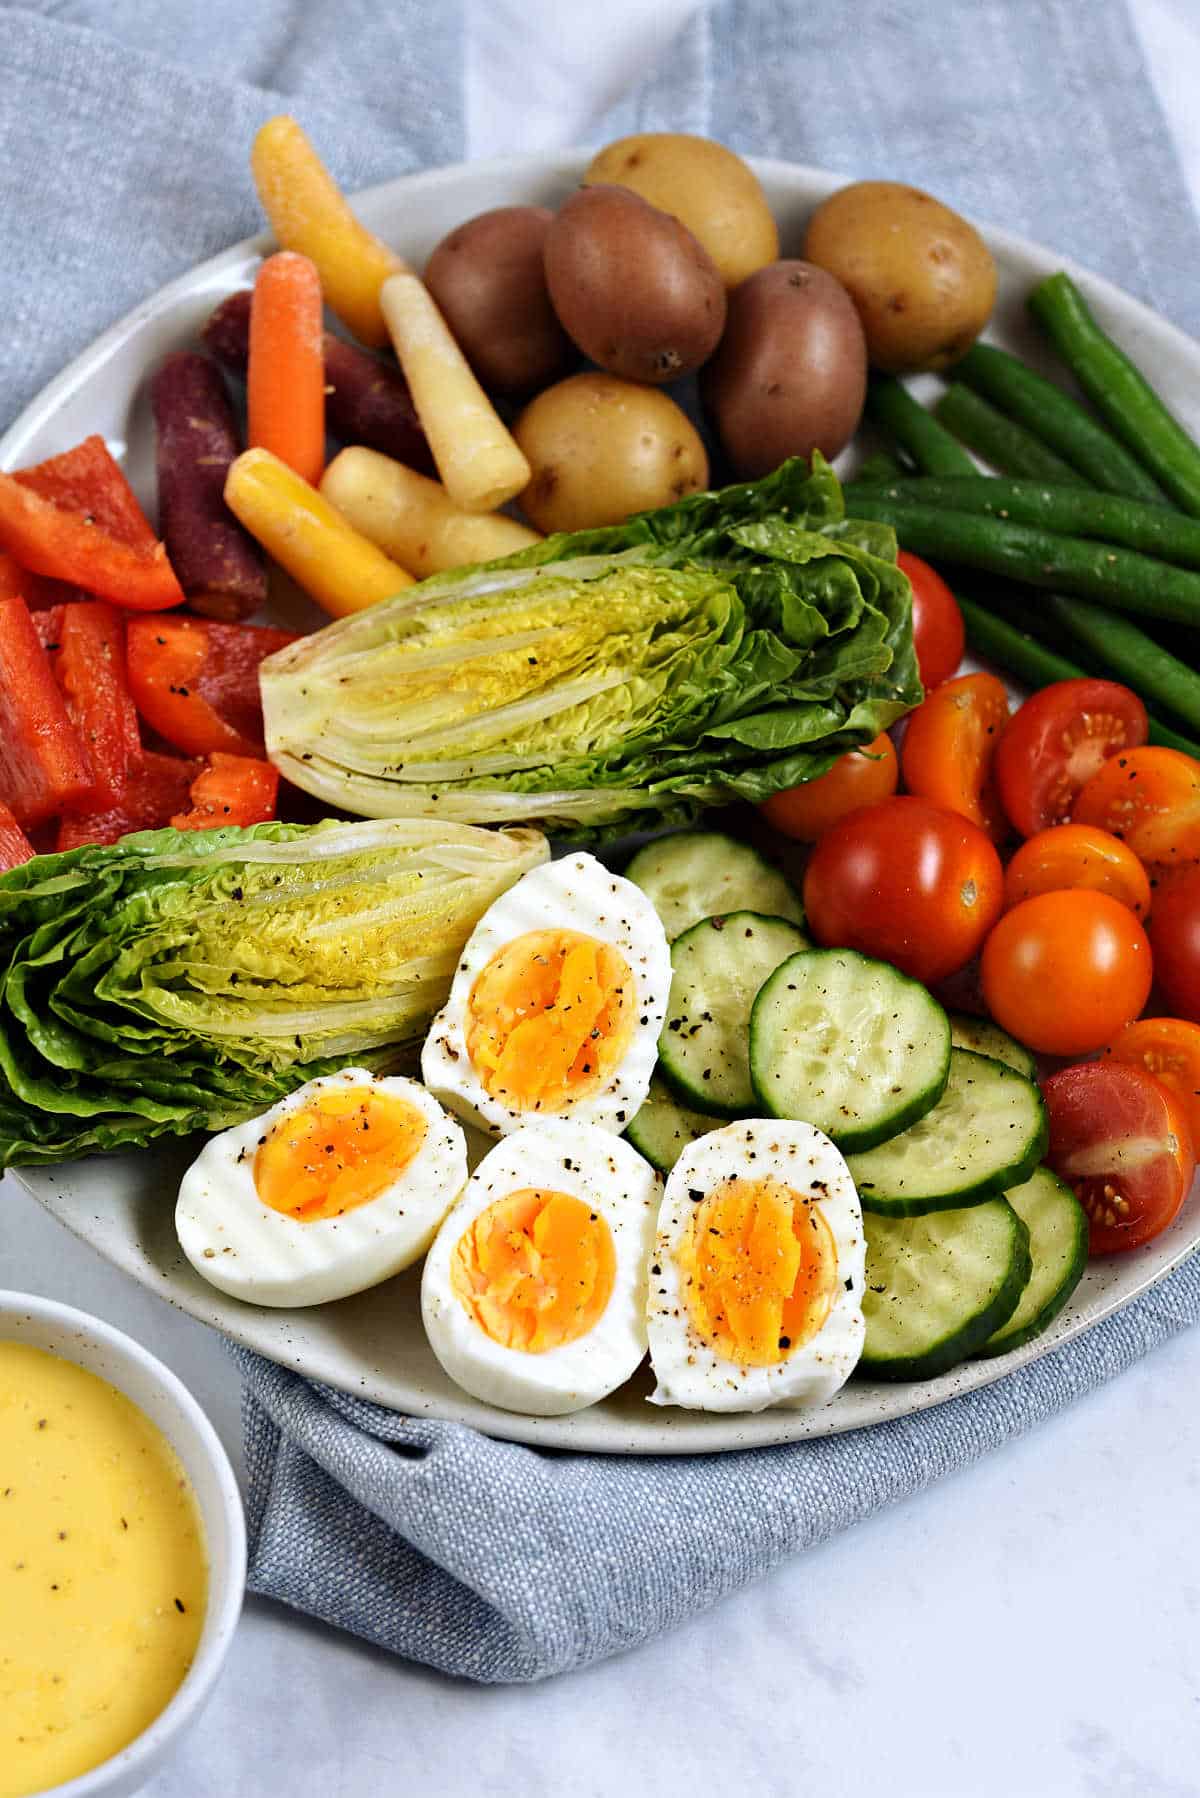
[379,274,531,513]
[250,116,408,348]
[320,447,541,577]
[248,252,326,486]
[224,448,413,618]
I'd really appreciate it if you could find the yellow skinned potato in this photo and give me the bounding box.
[513,374,708,534]
[321,448,541,578]
[802,181,997,373]
[583,134,779,288]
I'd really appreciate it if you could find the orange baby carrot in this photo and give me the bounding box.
[247,251,326,486]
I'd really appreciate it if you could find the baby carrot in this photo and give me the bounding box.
[250,116,408,348]
[248,252,326,486]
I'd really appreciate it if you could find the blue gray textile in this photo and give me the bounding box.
[4,0,1198,1685]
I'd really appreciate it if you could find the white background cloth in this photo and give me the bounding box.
[4,0,1200,1792]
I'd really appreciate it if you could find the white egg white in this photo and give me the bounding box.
[421,852,671,1138]
[421,1120,661,1415]
[176,1069,468,1308]
[647,1120,866,1413]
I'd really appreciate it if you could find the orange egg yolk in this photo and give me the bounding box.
[450,1188,617,1352]
[254,1088,427,1222]
[466,928,636,1112]
[678,1175,839,1367]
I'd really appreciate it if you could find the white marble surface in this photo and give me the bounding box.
[6,3,1200,1794]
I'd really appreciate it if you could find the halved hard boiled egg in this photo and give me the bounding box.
[421,852,671,1138]
[647,1120,865,1411]
[176,1069,467,1307]
[421,1121,661,1414]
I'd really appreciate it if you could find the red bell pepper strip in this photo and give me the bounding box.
[0,597,92,827]
[172,752,280,831]
[32,605,65,650]
[14,436,159,552]
[56,751,200,851]
[53,603,142,807]
[125,615,296,759]
[0,472,184,611]
[0,801,35,871]
[0,549,79,612]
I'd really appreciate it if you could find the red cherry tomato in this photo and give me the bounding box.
[758,734,898,841]
[1002,823,1152,920]
[1073,745,1200,871]
[980,889,1153,1057]
[900,670,1010,841]
[896,551,965,689]
[993,678,1148,839]
[802,795,1003,984]
[1041,1060,1195,1255]
[1147,866,1200,1021]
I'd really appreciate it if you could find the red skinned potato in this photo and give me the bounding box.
[424,206,571,394]
[544,185,726,385]
[700,262,867,478]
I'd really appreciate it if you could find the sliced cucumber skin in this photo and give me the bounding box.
[949,1013,1038,1081]
[859,1199,1033,1382]
[749,948,951,1153]
[624,832,803,942]
[625,1077,720,1174]
[657,912,809,1118]
[975,1167,1089,1357]
[849,1049,1049,1217]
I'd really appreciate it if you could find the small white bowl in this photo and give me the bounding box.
[0,1290,246,1798]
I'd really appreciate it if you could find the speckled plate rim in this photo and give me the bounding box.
[6,149,1200,1454]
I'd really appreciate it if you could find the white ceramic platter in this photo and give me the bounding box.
[6,152,1200,1453]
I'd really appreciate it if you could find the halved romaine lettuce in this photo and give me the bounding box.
[261,456,923,836]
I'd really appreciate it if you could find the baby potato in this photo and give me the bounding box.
[583,133,779,288]
[700,261,867,478]
[544,186,726,386]
[802,180,997,373]
[514,374,708,533]
[424,205,571,394]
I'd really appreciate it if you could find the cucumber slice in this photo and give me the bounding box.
[848,1048,1048,1215]
[975,1167,1088,1357]
[749,948,950,1153]
[949,1013,1038,1081]
[859,1198,1032,1380]
[624,832,803,941]
[625,1076,720,1174]
[658,912,809,1116]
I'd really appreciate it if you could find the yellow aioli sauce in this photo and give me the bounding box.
[0,1342,208,1798]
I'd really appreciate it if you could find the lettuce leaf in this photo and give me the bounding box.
[262,455,923,835]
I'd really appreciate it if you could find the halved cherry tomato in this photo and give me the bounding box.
[896,551,964,688]
[994,678,1148,838]
[126,616,296,759]
[1003,823,1152,920]
[1147,866,1200,1022]
[980,889,1152,1057]
[1041,1060,1195,1255]
[900,671,1010,840]
[1072,745,1200,871]
[758,733,898,841]
[1105,1017,1200,1148]
[803,795,1003,984]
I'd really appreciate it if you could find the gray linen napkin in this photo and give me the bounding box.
[4,0,1199,1685]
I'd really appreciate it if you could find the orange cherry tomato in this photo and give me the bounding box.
[1072,745,1200,871]
[1002,823,1152,920]
[980,889,1153,1057]
[758,733,898,841]
[1105,1016,1200,1148]
[1041,1060,1195,1255]
[896,551,965,688]
[900,671,1011,840]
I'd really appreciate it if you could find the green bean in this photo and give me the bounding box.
[841,474,1200,568]
[1148,716,1200,758]
[846,494,1200,626]
[1041,594,1200,733]
[934,385,1081,483]
[855,448,905,484]
[954,341,1168,503]
[864,376,976,476]
[1029,272,1200,517]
